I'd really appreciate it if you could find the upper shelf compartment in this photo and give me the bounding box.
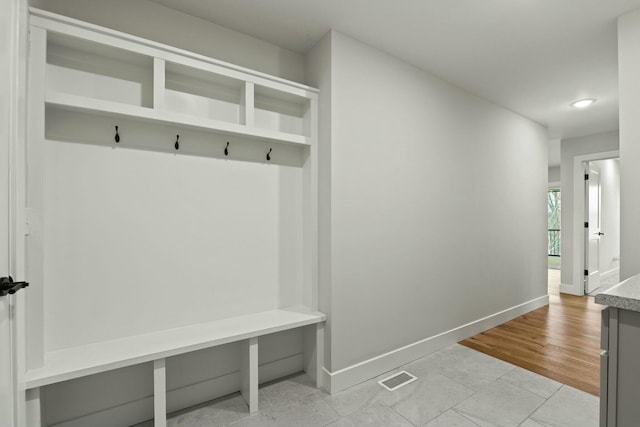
[164,61,244,125]
[255,85,310,137]
[47,32,154,108]
[32,8,317,149]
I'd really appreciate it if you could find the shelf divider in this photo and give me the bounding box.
[241,81,255,127]
[153,58,166,111]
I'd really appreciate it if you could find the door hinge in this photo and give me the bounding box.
[584,269,589,276]
[585,173,589,180]
[584,222,589,228]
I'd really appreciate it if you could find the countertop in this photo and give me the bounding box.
[595,274,640,312]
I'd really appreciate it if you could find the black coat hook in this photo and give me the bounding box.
[224,141,229,156]
[266,148,272,161]
[175,135,180,150]
[115,126,120,143]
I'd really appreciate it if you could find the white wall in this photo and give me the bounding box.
[559,131,619,292]
[591,159,620,276]
[29,0,305,83]
[548,138,561,170]
[619,10,640,281]
[308,31,548,389]
[42,141,303,351]
[548,166,561,186]
[305,32,333,369]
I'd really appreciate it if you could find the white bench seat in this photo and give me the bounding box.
[25,306,326,426]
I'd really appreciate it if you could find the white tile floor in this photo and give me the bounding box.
[139,344,599,427]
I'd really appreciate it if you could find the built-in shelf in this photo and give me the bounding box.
[27,8,321,426]
[25,306,325,389]
[38,9,316,152]
[46,91,311,146]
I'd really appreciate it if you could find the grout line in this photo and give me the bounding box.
[323,396,343,422]
[388,404,419,427]
[547,383,565,399]
[523,397,549,423]
[447,369,551,426]
[496,368,562,400]
[451,408,483,427]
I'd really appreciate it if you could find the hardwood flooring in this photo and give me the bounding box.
[459,277,603,396]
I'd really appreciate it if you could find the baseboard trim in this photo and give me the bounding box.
[600,266,620,281]
[561,267,620,297]
[560,283,582,295]
[52,354,304,427]
[322,295,549,394]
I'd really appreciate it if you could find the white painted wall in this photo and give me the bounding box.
[559,131,618,292]
[618,10,640,281]
[548,138,561,169]
[29,0,305,83]
[548,166,561,186]
[305,32,333,370]
[308,31,548,386]
[42,141,303,351]
[591,159,620,276]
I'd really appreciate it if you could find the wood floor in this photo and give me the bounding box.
[459,274,603,396]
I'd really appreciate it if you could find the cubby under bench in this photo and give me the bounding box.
[25,307,326,427]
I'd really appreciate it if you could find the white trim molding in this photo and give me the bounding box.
[322,295,549,394]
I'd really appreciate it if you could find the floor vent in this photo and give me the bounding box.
[377,371,417,391]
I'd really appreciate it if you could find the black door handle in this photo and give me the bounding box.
[0,276,29,297]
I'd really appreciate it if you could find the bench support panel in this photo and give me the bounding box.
[240,337,259,413]
[153,358,167,427]
[26,387,43,427]
[304,322,325,389]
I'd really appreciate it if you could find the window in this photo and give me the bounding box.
[548,189,561,268]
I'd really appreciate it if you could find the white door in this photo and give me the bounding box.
[585,164,602,294]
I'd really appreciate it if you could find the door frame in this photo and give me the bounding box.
[566,150,619,296]
[584,163,602,294]
[3,0,29,424]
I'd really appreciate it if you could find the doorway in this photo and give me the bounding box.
[548,189,561,268]
[547,188,561,294]
[584,159,620,295]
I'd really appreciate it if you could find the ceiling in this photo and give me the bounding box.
[150,0,640,165]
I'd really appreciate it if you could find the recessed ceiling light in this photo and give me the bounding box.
[570,98,596,108]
